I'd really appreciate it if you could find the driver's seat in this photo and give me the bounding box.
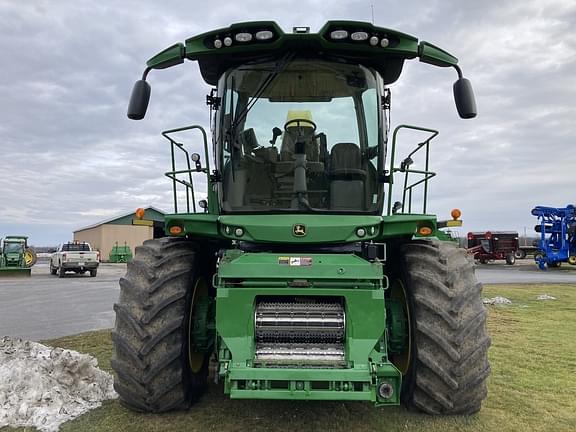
[280,110,319,162]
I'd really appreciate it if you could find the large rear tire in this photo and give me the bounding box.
[111,237,210,412]
[399,240,491,415]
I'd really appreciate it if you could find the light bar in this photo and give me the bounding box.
[330,30,349,40]
[235,32,253,43]
[351,31,368,41]
[255,30,274,40]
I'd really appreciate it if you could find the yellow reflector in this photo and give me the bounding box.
[446,220,463,227]
[418,226,433,236]
[135,208,145,219]
[169,226,183,235]
[451,208,462,220]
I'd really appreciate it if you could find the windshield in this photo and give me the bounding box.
[218,59,384,213]
[61,243,90,252]
[4,243,24,253]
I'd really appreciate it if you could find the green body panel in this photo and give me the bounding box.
[146,43,185,69]
[164,213,220,237]
[215,250,401,404]
[218,215,382,244]
[217,250,384,285]
[146,20,457,86]
[418,42,459,67]
[380,214,437,239]
[165,213,440,243]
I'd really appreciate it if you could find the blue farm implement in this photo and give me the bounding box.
[531,205,576,270]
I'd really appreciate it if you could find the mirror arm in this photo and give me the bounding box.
[141,67,152,81]
[453,64,463,79]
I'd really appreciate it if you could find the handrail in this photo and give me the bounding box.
[162,125,209,214]
[386,125,439,215]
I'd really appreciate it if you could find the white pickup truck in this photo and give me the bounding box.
[50,242,100,278]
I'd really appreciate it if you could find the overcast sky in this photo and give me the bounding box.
[1,0,575,246]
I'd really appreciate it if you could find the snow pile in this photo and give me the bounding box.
[536,294,557,301]
[0,337,117,432]
[483,296,512,305]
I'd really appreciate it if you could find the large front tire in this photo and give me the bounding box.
[111,238,210,412]
[399,240,491,415]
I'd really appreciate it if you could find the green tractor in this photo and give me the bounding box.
[0,236,37,277]
[113,21,489,415]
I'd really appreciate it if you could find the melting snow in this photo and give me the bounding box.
[483,296,512,305]
[536,294,557,301]
[0,337,117,432]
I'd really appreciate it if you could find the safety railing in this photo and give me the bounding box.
[386,125,438,215]
[162,125,210,214]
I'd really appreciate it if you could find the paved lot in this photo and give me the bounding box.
[0,258,575,341]
[0,263,124,341]
[474,259,576,284]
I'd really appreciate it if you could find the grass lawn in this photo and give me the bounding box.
[4,284,576,432]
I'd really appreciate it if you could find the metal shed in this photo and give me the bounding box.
[74,207,165,262]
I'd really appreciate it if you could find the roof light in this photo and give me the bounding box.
[214,39,222,49]
[235,32,253,43]
[380,38,390,48]
[135,208,145,219]
[451,208,462,220]
[255,30,274,40]
[351,31,369,41]
[223,37,232,47]
[330,30,349,40]
[369,36,379,46]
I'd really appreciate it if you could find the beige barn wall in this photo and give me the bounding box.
[100,225,152,261]
[74,227,103,254]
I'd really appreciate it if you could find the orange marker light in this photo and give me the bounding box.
[169,226,183,235]
[451,208,462,220]
[418,226,433,236]
[135,208,145,219]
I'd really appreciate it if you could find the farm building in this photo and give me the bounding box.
[74,207,165,261]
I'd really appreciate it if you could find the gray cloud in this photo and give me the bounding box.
[1,0,575,245]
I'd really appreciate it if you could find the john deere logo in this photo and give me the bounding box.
[293,224,307,237]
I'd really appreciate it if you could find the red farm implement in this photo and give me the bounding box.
[467,231,519,265]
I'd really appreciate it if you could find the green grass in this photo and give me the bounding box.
[3,284,576,432]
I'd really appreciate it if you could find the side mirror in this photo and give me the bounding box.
[453,78,477,119]
[127,80,151,120]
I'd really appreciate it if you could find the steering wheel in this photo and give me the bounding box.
[284,118,317,133]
